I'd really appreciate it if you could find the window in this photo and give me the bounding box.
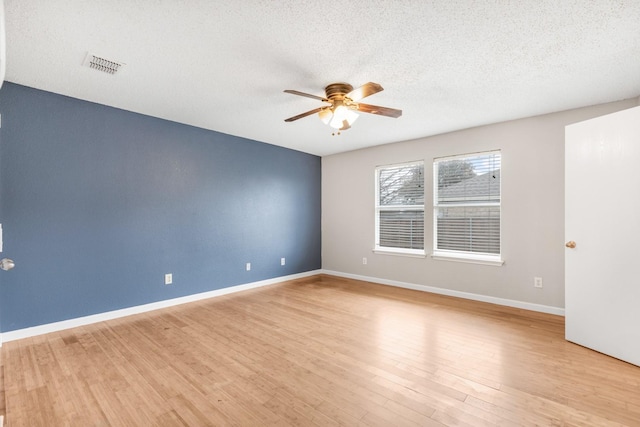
[433,151,502,265]
[375,161,425,256]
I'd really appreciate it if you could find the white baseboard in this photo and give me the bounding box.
[0,268,563,346]
[321,269,565,316]
[0,270,322,345]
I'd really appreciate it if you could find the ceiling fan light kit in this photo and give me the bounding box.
[284,82,402,134]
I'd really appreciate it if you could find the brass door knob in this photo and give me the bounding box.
[565,241,576,249]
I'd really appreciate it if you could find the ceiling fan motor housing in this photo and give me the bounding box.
[324,83,354,101]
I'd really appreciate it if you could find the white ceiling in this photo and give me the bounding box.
[4,1,640,156]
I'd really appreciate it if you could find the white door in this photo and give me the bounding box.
[565,106,640,367]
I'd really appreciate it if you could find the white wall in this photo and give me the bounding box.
[322,98,639,310]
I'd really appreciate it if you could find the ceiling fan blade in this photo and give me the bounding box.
[284,107,324,122]
[284,89,328,102]
[357,103,402,118]
[347,82,383,101]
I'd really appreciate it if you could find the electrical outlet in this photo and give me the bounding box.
[246,262,251,271]
[281,257,286,266]
[165,273,173,285]
[362,257,367,265]
[534,277,543,288]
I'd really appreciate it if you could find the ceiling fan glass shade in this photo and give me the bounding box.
[318,108,332,124]
[328,105,358,129]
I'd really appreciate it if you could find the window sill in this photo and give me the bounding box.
[430,251,504,266]
[373,247,426,258]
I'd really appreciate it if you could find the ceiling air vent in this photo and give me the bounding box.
[83,52,125,75]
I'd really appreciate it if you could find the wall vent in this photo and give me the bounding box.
[83,53,125,75]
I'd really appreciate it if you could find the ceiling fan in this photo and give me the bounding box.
[283,82,402,133]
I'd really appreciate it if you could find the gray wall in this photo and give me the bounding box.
[322,98,639,310]
[0,83,321,332]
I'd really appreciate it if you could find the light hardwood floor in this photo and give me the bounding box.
[2,274,640,426]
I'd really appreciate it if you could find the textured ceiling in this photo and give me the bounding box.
[4,1,640,156]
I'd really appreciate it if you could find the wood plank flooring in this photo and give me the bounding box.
[2,274,640,426]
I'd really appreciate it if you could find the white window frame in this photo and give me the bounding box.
[431,151,503,266]
[374,160,425,257]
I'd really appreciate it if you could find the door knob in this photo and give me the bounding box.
[565,241,576,249]
[0,258,15,271]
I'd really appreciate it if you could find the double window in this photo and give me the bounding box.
[374,151,502,264]
[433,151,501,263]
[375,161,425,255]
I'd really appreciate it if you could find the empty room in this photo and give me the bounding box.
[0,1,639,426]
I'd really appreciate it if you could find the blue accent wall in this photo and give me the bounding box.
[0,82,321,332]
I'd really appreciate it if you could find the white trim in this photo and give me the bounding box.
[431,251,504,266]
[433,149,502,163]
[321,269,565,316]
[373,247,426,258]
[0,270,321,344]
[374,159,424,170]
